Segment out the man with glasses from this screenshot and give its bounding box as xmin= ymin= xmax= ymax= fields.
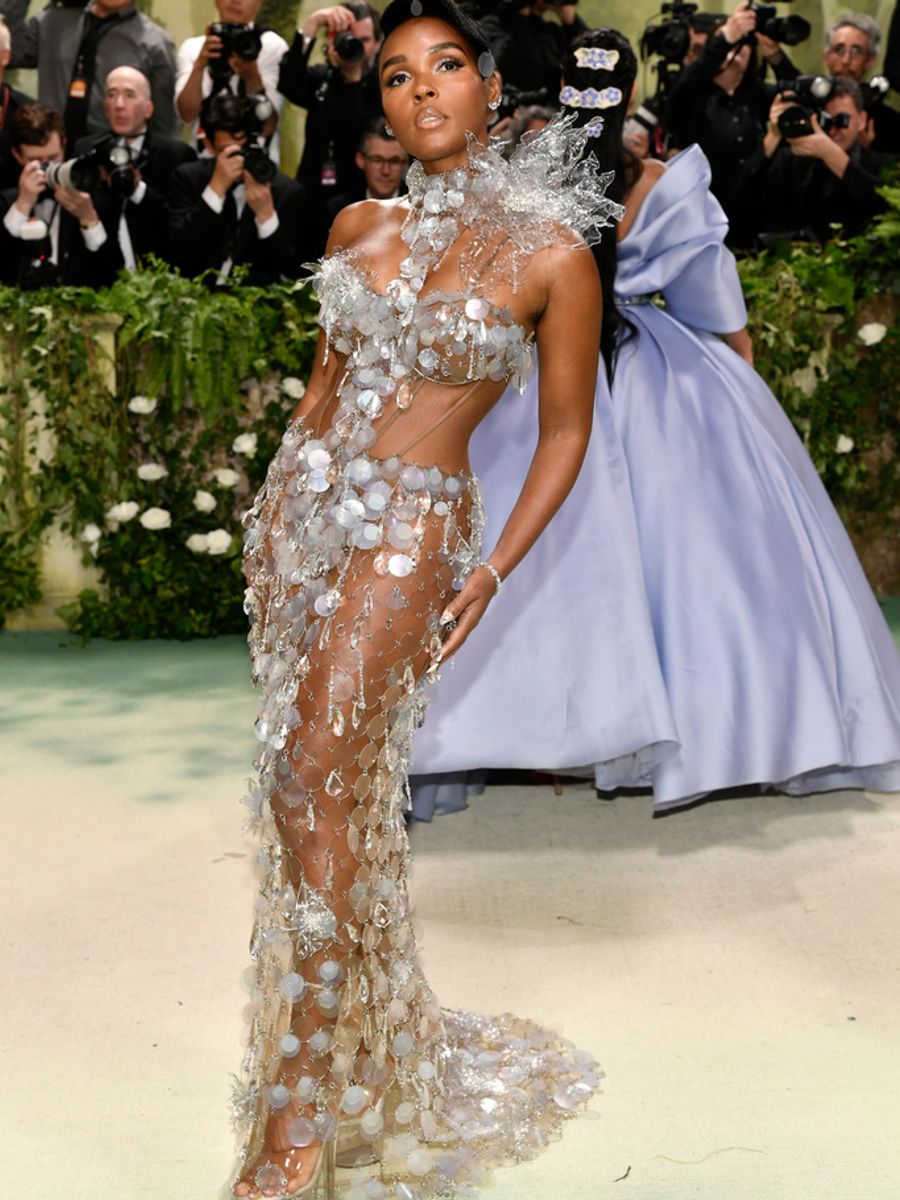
xmin=326 ymin=118 xmax=408 ymax=222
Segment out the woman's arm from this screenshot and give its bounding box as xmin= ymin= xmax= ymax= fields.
xmin=723 ymin=326 xmax=753 ymax=365
xmin=439 ymin=242 xmax=602 ymax=660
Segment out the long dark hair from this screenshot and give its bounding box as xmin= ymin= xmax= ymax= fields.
xmin=561 ymin=28 xmax=641 ymax=380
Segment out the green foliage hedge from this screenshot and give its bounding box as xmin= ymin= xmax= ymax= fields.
xmin=0 ymin=188 xmax=898 ymax=638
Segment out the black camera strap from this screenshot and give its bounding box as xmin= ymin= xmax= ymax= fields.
xmin=64 ymin=7 xmax=137 ymax=144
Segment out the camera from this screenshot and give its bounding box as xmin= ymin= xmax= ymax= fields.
xmin=640 ymin=1 xmax=700 ymax=65
xmin=774 ymin=74 xmax=836 ymax=138
xmin=333 ymin=32 xmax=365 ymax=63
xmin=41 ymin=154 xmax=101 ymax=192
xmin=746 ymin=1 xmax=809 ymax=46
xmin=203 ymin=93 xmax=277 ymax=182
xmin=93 ymin=136 xmax=146 ymax=197
xmin=208 ymin=22 xmax=263 ymax=86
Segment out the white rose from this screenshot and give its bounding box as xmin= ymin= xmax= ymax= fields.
xmin=106 ymin=500 xmax=140 ymax=523
xmin=193 ymin=489 xmax=217 ymax=513
xmin=213 ymin=468 xmax=241 ymax=487
xmin=205 ymin=528 xmax=233 ymax=556
xmin=80 ymin=523 xmax=102 ymax=543
xmin=857 ymin=322 xmax=887 ymax=346
xmin=281 ymin=377 xmax=306 ymax=399
xmin=186 ymin=533 xmax=210 ymax=552
xmin=128 ymin=395 xmax=158 ymax=414
xmin=139 ymin=507 xmax=172 ymax=530
xmin=835 ymin=434 xmax=855 ymax=454
xmin=232 ymin=432 xmax=258 ymax=456
xmin=137 ymin=462 xmax=168 ymax=481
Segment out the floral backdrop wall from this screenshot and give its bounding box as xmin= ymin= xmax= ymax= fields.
xmin=0 ymin=188 xmax=898 ymax=639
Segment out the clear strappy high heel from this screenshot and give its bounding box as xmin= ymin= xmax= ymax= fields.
xmin=235 ymin=1138 xmax=337 ymax=1200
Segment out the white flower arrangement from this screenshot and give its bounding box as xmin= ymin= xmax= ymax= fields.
xmin=106 ymin=500 xmax=140 ymax=523
xmin=137 ymin=462 xmax=168 ymax=481
xmin=193 ymin=489 xmax=217 ymax=513
xmin=835 ymin=434 xmax=855 ymax=454
xmin=232 ymin=432 xmax=258 ymax=457
xmin=206 ymin=528 xmax=233 ymax=555
xmin=128 ymin=395 xmax=158 ymax=414
xmin=186 ymin=533 xmax=210 ymax=552
xmin=281 ymin=376 xmax=306 ymax=400
xmin=857 ymin=323 xmax=887 ymax=346
xmin=213 ymin=468 xmax=241 ymax=487
xmin=139 ymin=507 xmax=172 ymax=530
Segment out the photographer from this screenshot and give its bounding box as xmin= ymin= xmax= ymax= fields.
xmin=10 ymin=1 xmax=178 ymax=143
xmin=277 ymin=3 xmax=382 ymax=256
xmin=168 ymin=91 xmax=307 ymax=287
xmin=325 ymin=117 xmax=408 ymax=220
xmin=1 ymin=14 xmax=35 ymax=190
xmin=476 ymin=1 xmax=586 ymax=103
xmin=742 ymin=76 xmax=888 ymax=244
xmin=175 ymin=0 xmax=287 ymax=162
xmin=0 ymin=101 xmax=118 ymax=287
xmin=74 ymin=66 xmax=196 ymax=270
xmin=0 ymin=1 xmax=27 ymax=60
xmin=667 ymin=1 xmax=797 ymax=227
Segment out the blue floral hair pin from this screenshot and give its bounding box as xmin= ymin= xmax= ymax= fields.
xmin=573 ymin=47 xmax=620 ymax=71
xmin=584 ymin=115 xmax=605 ymax=137
xmin=559 ymin=85 xmax=623 ymax=110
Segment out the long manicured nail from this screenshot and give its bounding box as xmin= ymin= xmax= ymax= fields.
xmin=440 ymin=610 xmax=454 ymax=625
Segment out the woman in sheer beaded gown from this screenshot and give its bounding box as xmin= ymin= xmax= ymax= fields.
xmin=229 ymin=2 xmax=620 ymax=1197
xmin=410 ymin=27 xmax=900 ymax=819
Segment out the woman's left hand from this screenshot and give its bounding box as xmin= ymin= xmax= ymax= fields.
xmin=436 ymin=567 xmax=499 ymax=663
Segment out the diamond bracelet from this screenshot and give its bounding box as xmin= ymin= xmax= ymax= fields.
xmin=476 ymin=560 xmax=503 ymax=595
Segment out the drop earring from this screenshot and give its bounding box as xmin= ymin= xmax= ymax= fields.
xmin=488 ymin=98 xmax=501 ymax=111
xmin=384 ymin=123 xmax=394 ymax=136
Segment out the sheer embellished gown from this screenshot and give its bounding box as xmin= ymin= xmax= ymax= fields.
xmin=410 ymin=144 xmax=900 ymax=817
xmin=229 ymin=123 xmax=617 ymax=1198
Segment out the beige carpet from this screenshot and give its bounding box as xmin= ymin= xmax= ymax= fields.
xmin=1 ymin=633 xmax=898 ymax=1200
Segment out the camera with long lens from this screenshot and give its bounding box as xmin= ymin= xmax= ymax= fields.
xmin=208 ymin=21 xmax=263 ymax=87
xmin=745 ymin=0 xmax=809 ymax=46
xmin=640 ymin=1 xmax=700 ymax=65
xmin=774 ymin=74 xmax=836 ymax=138
xmin=496 ymin=83 xmax=549 ymax=121
xmin=41 ymin=154 xmax=101 ymax=193
xmin=92 ymin=136 xmax=146 ymax=197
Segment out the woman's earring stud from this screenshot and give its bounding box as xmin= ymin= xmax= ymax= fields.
xmin=384 ymin=124 xmax=394 ymax=137
xmin=488 ymin=98 xmax=501 ymax=111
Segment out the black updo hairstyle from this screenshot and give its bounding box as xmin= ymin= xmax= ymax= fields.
xmin=378 ymin=0 xmax=495 ymax=77
xmin=561 ymin=28 xmax=641 ymax=381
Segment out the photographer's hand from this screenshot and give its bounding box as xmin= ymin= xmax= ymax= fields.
xmin=244 ymin=174 xmax=275 ymax=225
xmin=764 ymin=94 xmax=793 ymax=156
xmin=787 ymin=113 xmax=849 ymax=177
xmin=177 ymin=26 xmax=225 ymax=124
xmin=15 ymin=160 xmax=47 ymax=214
xmin=55 ymin=187 xmax=100 ymax=228
xmin=756 ymin=33 xmax=784 ymax=64
xmin=302 ymin=5 xmax=356 ymax=39
xmin=722 ymin=2 xmax=756 ymax=45
xmin=210 ymin=144 xmax=246 ymax=197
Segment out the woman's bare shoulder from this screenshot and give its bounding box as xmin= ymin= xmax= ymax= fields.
xmin=327 ymin=198 xmax=406 ymax=254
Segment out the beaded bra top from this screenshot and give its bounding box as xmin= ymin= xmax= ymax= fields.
xmin=307 ymin=115 xmax=623 ymax=442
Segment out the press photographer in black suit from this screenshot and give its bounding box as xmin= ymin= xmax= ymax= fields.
xmin=741 ymin=76 xmax=889 ymax=245
xmin=277 ymin=3 xmax=383 ymax=256
xmin=74 ymin=65 xmax=196 ymax=269
xmin=168 ymin=90 xmax=307 ymax=286
xmin=0 ymin=101 xmax=119 ymax=287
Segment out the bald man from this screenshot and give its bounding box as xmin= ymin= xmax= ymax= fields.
xmin=74 ymin=65 xmax=195 ymax=269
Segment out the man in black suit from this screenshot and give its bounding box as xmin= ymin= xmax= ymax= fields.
xmin=168 ymin=90 xmax=307 ymax=285
xmin=0 ymin=101 xmax=119 ymax=287
xmin=325 ymin=118 xmax=408 ymax=223
xmin=0 ymin=13 xmax=35 ymax=190
xmin=74 ymin=65 xmax=195 ymax=269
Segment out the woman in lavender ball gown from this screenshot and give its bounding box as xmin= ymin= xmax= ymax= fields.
xmin=410 ymin=27 xmax=900 ymax=818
